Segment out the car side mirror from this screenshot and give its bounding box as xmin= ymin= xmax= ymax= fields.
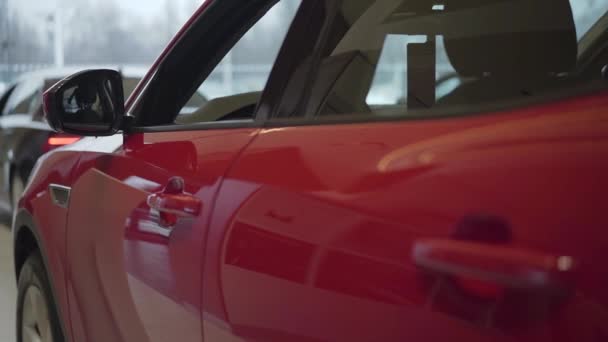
xmin=43 ymin=69 xmax=125 ymax=136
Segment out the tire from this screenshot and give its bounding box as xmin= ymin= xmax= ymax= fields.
xmin=16 ymin=252 xmax=65 ymax=342
xmin=11 ymin=173 xmax=25 ymax=212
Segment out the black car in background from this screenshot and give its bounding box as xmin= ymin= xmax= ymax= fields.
xmin=0 ymin=67 xmax=145 ymax=216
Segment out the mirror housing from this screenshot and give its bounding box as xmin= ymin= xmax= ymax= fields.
xmin=43 ymin=69 xmax=125 ymax=136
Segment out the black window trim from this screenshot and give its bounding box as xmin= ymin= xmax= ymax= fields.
xmin=128 ymin=0 xmax=298 ymax=130
xmin=128 ymin=119 xmax=262 ymax=133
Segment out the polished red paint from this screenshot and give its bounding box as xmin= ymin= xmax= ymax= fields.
xmin=202 ymin=92 xmax=608 ymax=341
xmin=15 ymin=1 xmax=608 ymax=341
xmin=18 ymin=138 xmax=96 ymax=342
xmin=17 ymin=2 xmax=216 ymax=341
xmin=19 ymin=90 xmax=608 ymax=341
xmin=454 ymin=277 xmax=506 ymax=300
xmin=62 ymin=129 xmax=257 ymax=341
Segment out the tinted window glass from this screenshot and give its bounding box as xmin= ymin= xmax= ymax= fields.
xmin=3 ymin=78 xmax=42 ymax=115
xmin=122 ymin=77 xmax=143 ymax=100
xmin=0 ymin=85 xmax=16 ymax=115
xmin=279 ymin=0 xmax=608 ymax=121
xmin=175 ymin=0 xmax=302 ymax=124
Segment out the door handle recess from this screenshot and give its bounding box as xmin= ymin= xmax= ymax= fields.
xmin=413 ymin=239 xmax=576 ymax=293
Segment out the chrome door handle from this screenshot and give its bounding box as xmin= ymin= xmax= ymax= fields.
xmin=146 ymin=177 xmax=202 ymax=228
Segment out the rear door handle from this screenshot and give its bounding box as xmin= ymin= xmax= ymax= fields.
xmin=147 ymin=177 xmax=202 ymax=226
xmin=413 ymin=239 xmax=576 ymax=293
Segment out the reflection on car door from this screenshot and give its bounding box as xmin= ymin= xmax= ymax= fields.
xmin=201 ymin=1 xmax=608 ymax=340
xmin=206 ymin=93 xmax=608 ymax=341
xmin=64 ymin=130 xmax=257 ymax=341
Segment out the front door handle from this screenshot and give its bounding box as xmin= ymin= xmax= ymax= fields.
xmin=147 ymin=177 xmax=202 ymax=226
xmin=413 ymin=239 xmax=576 ymax=293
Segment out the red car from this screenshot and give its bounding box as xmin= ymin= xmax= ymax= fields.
xmin=12 ymin=0 xmax=608 ymax=341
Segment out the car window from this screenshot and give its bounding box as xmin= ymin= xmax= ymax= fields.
xmin=3 ymin=77 xmax=43 ymax=115
xmin=366 ymin=35 xmax=458 ymax=106
xmin=272 ymin=0 xmax=608 ymax=121
xmin=0 ymin=85 xmax=16 ymax=116
xmin=571 ymin=1 xmax=608 ymax=39
xmin=174 ymin=0 xmax=302 ymax=125
xmin=122 ymin=76 xmax=146 ymax=100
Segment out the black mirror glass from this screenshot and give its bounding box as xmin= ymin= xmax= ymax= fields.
xmin=59 ymin=76 xmax=118 ymax=131
xmin=44 ymin=69 xmax=125 ymax=136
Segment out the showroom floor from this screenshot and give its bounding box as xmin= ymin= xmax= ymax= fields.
xmin=0 ymin=224 xmax=16 ymax=341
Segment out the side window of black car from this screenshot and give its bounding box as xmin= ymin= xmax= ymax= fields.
xmin=0 ymin=85 xmax=17 ymax=116
xmin=4 ymin=78 xmax=43 ymax=115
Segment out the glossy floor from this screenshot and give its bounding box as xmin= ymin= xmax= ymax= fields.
xmin=0 ymin=224 xmax=16 ymax=341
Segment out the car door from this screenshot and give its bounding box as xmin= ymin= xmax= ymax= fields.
xmin=204 ymin=0 xmax=608 ymax=341
xmin=62 ymin=0 xmax=302 ymax=341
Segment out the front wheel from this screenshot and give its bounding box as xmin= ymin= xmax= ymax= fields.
xmin=16 ymin=252 xmax=65 ymax=342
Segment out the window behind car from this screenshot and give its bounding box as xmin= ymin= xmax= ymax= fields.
xmin=174 ymin=0 xmax=302 ymax=124
xmin=271 ymin=0 xmax=608 ymax=122
xmin=2 ymin=77 xmax=42 ymax=116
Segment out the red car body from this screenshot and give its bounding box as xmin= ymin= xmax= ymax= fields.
xmin=12 ymin=0 xmax=608 ymax=341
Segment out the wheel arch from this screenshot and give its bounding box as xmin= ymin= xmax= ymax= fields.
xmin=13 ymin=208 xmax=70 ymax=341
xmin=13 ymin=210 xmax=43 ymax=279
xmin=11 ymin=157 xmax=36 ymax=184
xmin=13 ymin=222 xmax=38 ymax=281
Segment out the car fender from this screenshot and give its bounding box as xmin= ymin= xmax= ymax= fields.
xmin=13 ymin=208 xmax=70 ymax=341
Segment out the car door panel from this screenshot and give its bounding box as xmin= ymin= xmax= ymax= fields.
xmin=16 ymin=139 xmax=91 ymax=342
xmin=65 ymin=129 xmax=258 ymax=342
xmin=204 ymin=92 xmax=608 ymax=341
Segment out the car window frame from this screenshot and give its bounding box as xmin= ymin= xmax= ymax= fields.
xmin=126 ymin=0 xmax=308 ymax=133
xmin=0 ymin=84 xmax=17 ymax=116
xmin=262 ymin=0 xmax=608 ymax=127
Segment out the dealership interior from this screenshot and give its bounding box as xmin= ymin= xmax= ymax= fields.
xmin=2 ymin=0 xmax=608 ymax=341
